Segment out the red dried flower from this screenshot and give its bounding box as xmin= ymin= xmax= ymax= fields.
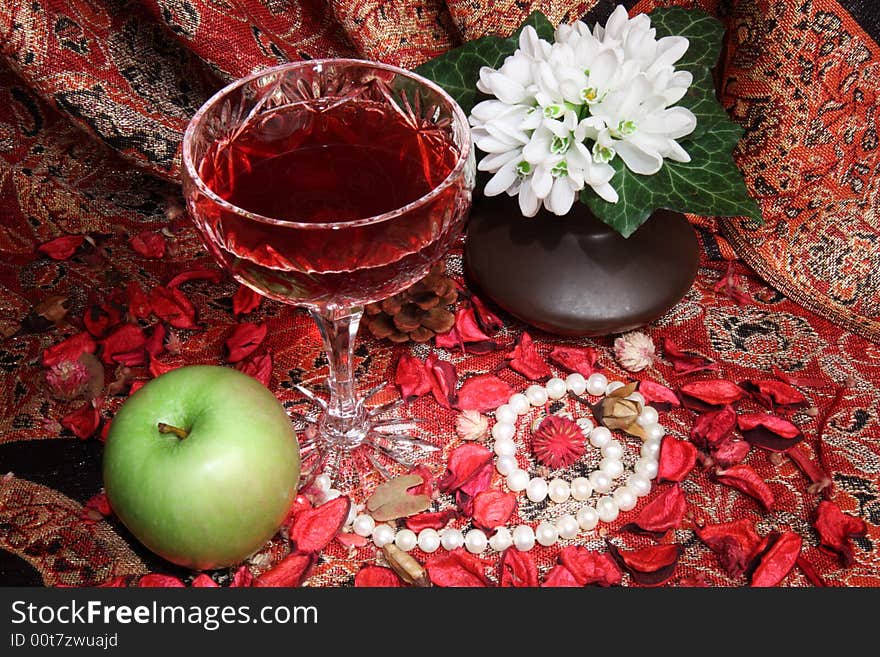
xmin=149 ymin=285 xmax=198 ymax=329
xmin=43 ymin=332 xmax=97 ymax=367
xmin=80 ymin=491 xmax=112 ymax=524
xmin=472 ymin=490 xmax=516 ymax=532
xmin=138 ymin=574 xmax=185 ymax=587
xmin=691 ymin=405 xmax=737 ymax=449
xmin=99 ymin=323 xmax=147 ymax=367
xmin=236 ymin=352 xmax=273 ymax=386
xmin=751 ymin=532 xmax=802 ymax=587
xmin=714 ymin=464 xmax=775 ymax=511
xmin=623 ymin=484 xmax=686 ymax=537
xmin=738 ymin=413 xmax=804 ymax=451
xmin=541 ymin=565 xmax=581 ymax=587
xmin=697 ymin=518 xmax=763 ymax=578
xmin=288 ymin=496 xmax=351 ymax=553
xmin=558 ymin=546 xmax=622 ymax=586
xmin=531 ymin=415 xmax=586 ymax=469
xmin=426 ymin=549 xmax=490 ymax=587
xmin=679 ymin=380 xmax=745 ymax=408
xmin=395 ymin=353 xmax=432 ymax=402
xmin=813 ymin=500 xmax=867 ymax=567
xmin=656 ymin=437 xmax=696 ymax=483
xmin=499 ymin=549 xmax=538 ymax=587
xmin=607 ymin=541 xmax=682 ymax=587
xmin=232 ymin=285 xmax=262 ymax=317
xmin=741 ymin=379 xmax=807 ymax=410
xmin=638 ymin=380 xmax=681 ymax=409
xmin=456 ymin=374 xmax=514 ymax=412
xmin=61 ymin=401 xmax=101 ymax=440
xmin=46 ymin=359 xmax=91 ymax=401
xmin=425 ymin=354 xmax=458 ymax=408
xmin=38 ymin=234 xmax=85 ymax=260
xmin=254 ymin=553 xmax=317 ymax=587
xmin=225 ymin=322 xmax=267 ymax=363
xmin=166 ymin=267 xmax=222 ymax=288
xmin=662 ymin=338 xmax=718 ymax=375
xmin=130 ymin=230 xmax=166 ymax=259
xmin=355 ymin=566 xmax=402 ymax=587
xmin=405 ymin=509 xmax=457 ymax=533
xmin=507 ymin=331 xmax=551 ymax=380
xmin=126 ymin=281 xmax=151 ymax=320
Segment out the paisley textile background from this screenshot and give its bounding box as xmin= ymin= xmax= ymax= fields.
xmin=0 ymin=0 xmax=878 ymax=586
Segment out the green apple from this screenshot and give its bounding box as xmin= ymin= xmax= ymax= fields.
xmin=103 ymin=365 xmax=300 ymax=570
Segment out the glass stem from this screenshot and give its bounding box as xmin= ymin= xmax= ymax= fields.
xmin=310 ymin=305 xmax=367 ymax=448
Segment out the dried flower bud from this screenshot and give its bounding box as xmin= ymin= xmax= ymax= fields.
xmin=614 ymin=331 xmax=656 ymax=372
xmin=455 ymin=410 xmax=489 ymax=441
xmin=45 ymin=359 xmax=90 ymax=401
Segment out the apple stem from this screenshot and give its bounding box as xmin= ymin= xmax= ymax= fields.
xmin=157 ymin=422 xmax=189 ymax=440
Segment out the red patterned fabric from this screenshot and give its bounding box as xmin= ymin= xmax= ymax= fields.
xmin=0 ymin=0 xmax=878 ymax=586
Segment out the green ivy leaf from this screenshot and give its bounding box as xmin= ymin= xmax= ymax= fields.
xmin=650 ymin=7 xmax=725 ymax=70
xmin=414 ymin=11 xmax=554 ymax=114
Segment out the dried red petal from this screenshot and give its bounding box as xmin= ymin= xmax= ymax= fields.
xmin=130 ymin=230 xmax=166 ymax=258
xmin=426 ymin=549 xmax=490 ymax=587
xmin=741 ymin=379 xmax=807 ymax=409
xmin=98 ymin=576 xmax=128 ymax=588
xmin=38 ymin=234 xmax=85 ymax=260
xmin=191 ymin=574 xmax=219 ymax=587
xmin=99 ymin=323 xmax=146 ymax=366
xmin=83 ymin=301 xmax=122 ymax=338
xmin=712 ymin=439 xmax=751 ymax=468
xmin=225 ymin=322 xmax=267 ymax=363
xmin=405 ymin=509 xmax=457 ymax=533
xmin=499 ymin=549 xmax=538 ymax=587
xmin=507 ymin=331 xmax=551 ymax=380
xmin=656 ymin=437 xmax=696 ymax=483
xmin=43 ymin=332 xmax=97 ymax=367
xmin=80 ymin=491 xmax=112 ymax=524
xmin=288 ymin=496 xmax=351 ymax=553
xmin=697 ymin=518 xmax=764 ymax=578
xmin=472 ymin=490 xmax=516 ymax=532
xmin=126 ymin=281 xmax=152 ymax=320
xmin=662 ymin=338 xmax=718 ymax=375
xmin=680 ymin=380 xmax=745 ymax=408
xmin=355 ymin=566 xmax=402 ymax=587
xmin=149 ymin=358 xmax=177 ymax=378
xmin=548 ymin=346 xmax=600 ymax=377
xmin=470 ymin=295 xmax=503 ymax=333
xmin=236 ymin=352 xmax=273 ymax=386
xmin=149 ymin=285 xmax=198 ymax=329
xmin=230 ymin=565 xmax=253 ymax=587
xmin=336 ymin=533 xmax=368 ymax=548
xmin=254 ymin=553 xmax=317 ymax=587
xmin=405 ymin=465 xmax=436 ymax=499
xmin=541 ymin=565 xmax=581 ymax=587
xmin=440 ymin=445 xmax=493 ymax=493
xmin=456 ymin=458 xmax=494 ymax=516
xmin=738 ymin=413 xmax=804 ymax=451
xmin=167 ymin=268 xmax=222 ymax=289
xmin=787 ymin=445 xmax=832 ymax=495
xmin=138 ymin=574 xmax=185 ymax=587
xmin=770 ymin=366 xmax=828 ymax=388
xmin=425 ymin=354 xmax=458 ymax=408
xmin=751 ymin=532 xmax=802 ymax=587
xmin=714 ymin=261 xmax=751 ymax=304
xmin=623 ymin=484 xmax=686 ymax=537
xmin=61 ymin=402 xmax=101 ymax=440
xmin=607 ymin=541 xmax=682 ymax=587
xmin=452 ymin=306 xmax=497 ymax=353
xmin=797 ymin=555 xmax=828 ymax=587
xmin=638 ymin=380 xmax=681 ymax=409
xmin=128 ymin=380 xmax=146 ymax=396
xmin=714 ymin=464 xmax=775 ymax=511
xmin=145 ymin=323 xmax=166 ymax=359
xmin=531 ymin=415 xmax=586 ymax=469
xmin=395 ymin=353 xmax=430 ymax=402
xmin=456 ymin=374 xmax=514 ymax=412
xmin=233 ymin=285 xmax=262 ymax=317
xmin=813 ymin=500 xmax=867 ymax=567
xmin=690 ymin=405 xmax=737 ymax=449
xmin=558 ymin=546 xmax=622 ymax=587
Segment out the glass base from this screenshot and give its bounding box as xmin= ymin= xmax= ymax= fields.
xmin=290 ymin=381 xmax=438 ymax=492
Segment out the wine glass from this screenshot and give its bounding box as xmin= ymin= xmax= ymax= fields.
xmin=181 ymin=59 xmax=475 ymax=488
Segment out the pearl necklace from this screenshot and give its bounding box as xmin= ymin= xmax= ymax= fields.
xmin=354 ymin=372 xmax=665 ymax=555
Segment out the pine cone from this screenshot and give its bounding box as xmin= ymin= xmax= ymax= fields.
xmin=363 ymin=264 xmax=457 ymax=343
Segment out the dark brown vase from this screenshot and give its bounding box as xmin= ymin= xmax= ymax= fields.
xmin=463 ymin=194 xmax=700 ymax=336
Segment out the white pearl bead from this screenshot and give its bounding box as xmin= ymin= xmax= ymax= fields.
xmin=496 ymin=455 xmax=518 ymax=476
xmin=323 ymin=489 xmax=342 ymax=501
xmin=512 ymin=525 xmax=535 ymax=551
xmin=352 ymin=514 xmax=375 ymax=537
xmin=525 ymin=384 xmax=548 ymax=406
xmin=526 ymin=477 xmax=549 ymax=503
xmin=395 ymin=528 xmax=417 ymax=552
xmin=640 ymin=439 xmax=661 ymax=460
xmin=571 ymin=477 xmax=593 ymax=501
xmin=627 ymin=472 xmax=652 ymax=497
xmin=576 ymin=417 xmax=594 ymax=434
xmin=586 ymin=373 xmax=608 ymax=395
xmin=493 ymin=438 xmax=516 ymax=457
xmin=313 ymin=474 xmax=331 ymax=493
xmin=576 ymin=506 xmax=599 ymax=531
xmin=440 ymin=528 xmax=465 ymax=551
xmin=600 ymin=457 xmax=624 ymax=479
xmin=508 ymin=393 xmax=530 ymax=415
xmin=465 ymin=529 xmax=488 ymax=554
xmin=589 ymin=426 xmax=612 ymax=448
xmin=601 ymin=441 xmax=624 ymax=460
xmin=605 ymin=380 xmax=625 ymax=395
xmin=491 ymin=422 xmax=515 ymax=442
xmin=635 ymin=457 xmax=659 ymax=479
xmin=346 ymin=503 xmax=358 ymax=526
xmin=506 ymin=469 xmax=530 ymax=492
xmin=646 ymin=424 xmax=666 ymax=441
xmin=372 ymin=524 xmax=395 ymax=547
xmin=556 ymin=514 xmax=580 ymax=540
xmin=596 ymin=496 xmax=619 ymax=522
xmin=417 ymin=528 xmax=441 ymax=553
xmin=495 ymin=404 xmax=517 ymax=424
xmin=626 ymin=391 xmax=645 ymax=406
xmin=638 ymin=406 xmax=659 ymax=426
xmin=613 ymin=486 xmax=638 ymax=512
xmin=548 ymin=478 xmax=570 ymax=503
xmin=545 ymin=377 xmax=567 ymax=400
xmin=489 ymin=526 xmax=513 ymax=552
xmin=565 ymin=373 xmax=587 ymax=395
xmin=536 ymin=521 xmax=558 ymax=547
xmin=589 ymin=470 xmax=613 ymax=493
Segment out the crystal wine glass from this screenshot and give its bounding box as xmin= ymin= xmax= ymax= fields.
xmin=181 ymin=59 xmax=475 ymax=488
